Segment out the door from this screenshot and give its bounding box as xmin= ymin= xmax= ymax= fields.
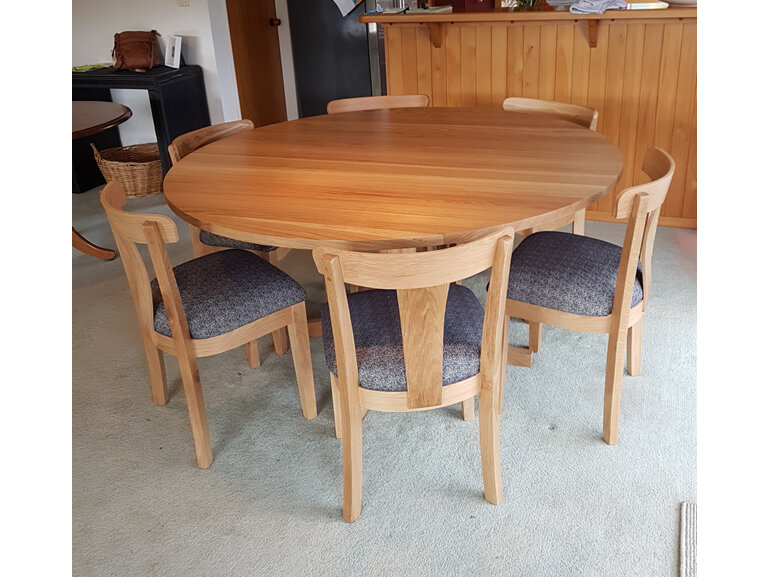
xmin=226 ymin=0 xmax=287 ymax=127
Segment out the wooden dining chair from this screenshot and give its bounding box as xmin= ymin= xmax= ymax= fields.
xmin=313 ymin=227 xmax=514 ymax=522
xmin=502 ymin=96 xmax=599 ymax=237
xmin=326 ymin=94 xmax=430 ymax=114
xmin=168 ymin=119 xmax=292 ymax=355
xmin=101 ymin=181 xmax=317 ymax=469
xmin=168 ymin=119 xmax=288 ymax=261
xmin=500 ymin=147 xmax=675 ymax=445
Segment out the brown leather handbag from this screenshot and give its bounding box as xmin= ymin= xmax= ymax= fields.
xmin=112 ymin=30 xmax=162 ymax=72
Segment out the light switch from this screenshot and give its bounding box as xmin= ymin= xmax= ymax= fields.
xmin=177 ymin=0 xmax=189 ymax=6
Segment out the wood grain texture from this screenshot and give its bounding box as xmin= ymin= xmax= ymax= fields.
xmin=504 ymin=147 xmax=674 ymax=445
xmin=378 ymin=15 xmax=696 ymax=228
xmin=225 ymin=0 xmax=286 ymax=127
xmin=100 ymin=181 xmax=317 ymax=469
xmin=164 ymin=108 xmax=622 ymax=250
xmin=72 ymin=101 xmax=132 ymax=140
xmin=312 ymin=228 xmax=514 ymax=520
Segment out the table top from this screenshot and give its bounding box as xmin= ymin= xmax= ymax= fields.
xmin=163 ymin=107 xmax=623 ymax=250
xmin=72 ymin=101 xmax=132 ymax=140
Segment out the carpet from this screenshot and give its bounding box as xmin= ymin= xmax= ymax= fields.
xmin=72 ymin=189 xmax=697 ymax=577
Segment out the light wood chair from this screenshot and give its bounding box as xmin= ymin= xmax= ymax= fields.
xmin=168 ymin=119 xmax=291 ymax=355
xmin=313 ymin=227 xmax=514 ymax=522
xmin=502 ymin=96 xmax=599 ymax=237
xmin=326 ymin=94 xmax=430 ymax=115
xmin=501 ymin=148 xmax=675 ymax=445
xmin=101 ymin=181 xmax=317 ymax=469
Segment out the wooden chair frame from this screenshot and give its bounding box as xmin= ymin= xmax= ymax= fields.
xmin=501 ymin=148 xmax=675 ymax=445
xmin=168 ymin=119 xmax=291 ymax=355
xmin=313 ymin=227 xmax=514 ymax=522
xmin=101 ymin=181 xmax=317 ymax=469
xmin=502 ymin=96 xmax=599 ymax=237
xmin=326 ymin=94 xmax=430 ymax=115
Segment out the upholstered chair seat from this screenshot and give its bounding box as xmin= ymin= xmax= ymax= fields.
xmin=151 ymin=249 xmax=305 ymax=339
xmin=199 ymin=230 xmax=277 ymax=253
xmin=320 ymin=284 xmax=484 ymax=392
xmin=507 ymin=231 xmax=643 ymax=318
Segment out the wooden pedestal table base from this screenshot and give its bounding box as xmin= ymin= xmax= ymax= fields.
xmin=72 ymin=101 xmax=133 ymax=261
xmin=72 ymin=227 xmax=116 ymax=260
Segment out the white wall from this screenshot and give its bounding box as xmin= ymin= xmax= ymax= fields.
xmin=72 ymin=0 xmax=225 ymax=145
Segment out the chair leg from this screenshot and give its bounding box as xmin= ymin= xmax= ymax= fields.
xmin=177 ymin=355 xmax=213 ymax=469
xmin=528 ymin=321 xmax=542 ymax=353
xmin=627 ymin=318 xmax=643 ymax=376
xmin=499 ymin=315 xmax=510 ymax=415
xmin=341 ymin=392 xmax=364 ymax=523
xmin=603 ymin=328 xmax=628 ymax=446
xmin=272 ymin=328 xmax=290 ymax=355
xmin=287 ymin=302 xmax=317 ymax=419
xmin=189 ymin=224 xmax=207 ymax=258
xmin=330 ymin=373 xmax=342 ymax=439
xmin=245 ymin=340 xmax=261 ymax=368
xmin=461 ymin=397 xmax=475 ymax=421
xmin=143 ymin=337 xmax=168 ymax=406
xmin=479 ymin=382 xmax=503 ymax=505
xmin=572 ymin=209 xmax=586 ymax=235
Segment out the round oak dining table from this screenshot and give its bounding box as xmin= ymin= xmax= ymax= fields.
xmin=73 ymin=101 xmax=133 ymax=260
xmin=163 ymin=107 xmax=623 ymax=251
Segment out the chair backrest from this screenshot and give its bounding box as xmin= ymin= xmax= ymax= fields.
xmin=168 ymin=119 xmax=255 ymax=165
xmin=612 ymin=147 xmax=675 ymax=313
xmin=100 ymin=181 xmax=182 ymax=336
xmin=326 ymin=94 xmax=430 ymax=115
xmin=313 ymin=228 xmax=514 ymax=410
xmin=502 ymin=97 xmax=598 ymax=131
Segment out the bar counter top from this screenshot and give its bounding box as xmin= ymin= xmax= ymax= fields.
xmin=360 ymin=6 xmax=696 ymax=24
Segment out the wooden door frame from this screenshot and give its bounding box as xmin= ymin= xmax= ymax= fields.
xmin=207 ymin=0 xmax=299 ymax=122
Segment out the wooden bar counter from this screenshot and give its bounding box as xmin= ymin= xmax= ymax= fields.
xmin=361 ymin=6 xmax=697 ymax=228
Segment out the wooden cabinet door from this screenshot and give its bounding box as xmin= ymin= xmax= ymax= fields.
xmin=226 ymin=0 xmax=287 ymax=127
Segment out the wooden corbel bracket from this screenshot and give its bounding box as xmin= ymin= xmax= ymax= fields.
xmin=426 ymin=22 xmax=443 ymax=48
xmin=586 ymin=19 xmax=599 ymax=48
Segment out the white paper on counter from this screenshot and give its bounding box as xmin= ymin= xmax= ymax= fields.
xmin=332 ymin=0 xmax=364 ymax=17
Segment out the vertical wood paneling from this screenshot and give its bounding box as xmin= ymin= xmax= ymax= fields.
xmin=401 ymin=26 xmax=419 ymax=95
xmin=674 ymin=22 xmax=697 ymax=219
xmin=656 ymin=23 xmax=684 ymax=217
xmin=615 ymin=23 xmax=645 ymax=203
xmin=416 ymin=27 xmax=433 ymax=99
xmin=571 ymin=23 xmax=590 ymax=106
xmin=386 ymin=26 xmax=403 ymax=95
xmin=383 ymin=18 xmax=697 ymax=228
xmin=446 ymin=25 xmax=463 ymax=106
xmin=594 ymin=23 xmax=627 ymax=213
xmin=682 ymin=89 xmax=697 ymax=219
xmin=554 ymin=24 xmax=574 ymax=105
xmin=523 ymin=25 xmax=540 ymax=97
xmin=539 ymin=24 xmax=557 ymax=101
xmin=431 ymin=26 xmax=447 ymax=107
xmin=461 ymin=26 xmax=478 ymax=106
xmin=586 ymin=22 xmax=609 ymax=134
xmin=476 ymin=25 xmax=493 ymax=108
xmin=507 ymin=24 xmax=524 ymax=97
xmin=491 ymin=25 xmax=508 ymax=106
xmin=633 ymin=24 xmax=664 ymax=197
xmin=578 ymin=22 xmax=610 ymax=211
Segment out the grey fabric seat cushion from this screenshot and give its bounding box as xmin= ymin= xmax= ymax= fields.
xmin=507 ymin=231 xmax=643 ymax=317
xmin=199 ymin=229 xmax=277 ymax=253
xmin=151 ymin=249 xmax=305 ymax=340
xmin=321 ymin=284 xmax=484 ymax=392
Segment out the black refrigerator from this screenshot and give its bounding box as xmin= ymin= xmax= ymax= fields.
xmin=287 ymin=0 xmax=393 ymax=118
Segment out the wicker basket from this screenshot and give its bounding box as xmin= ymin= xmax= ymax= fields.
xmin=91 ymin=142 xmax=163 ymax=198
